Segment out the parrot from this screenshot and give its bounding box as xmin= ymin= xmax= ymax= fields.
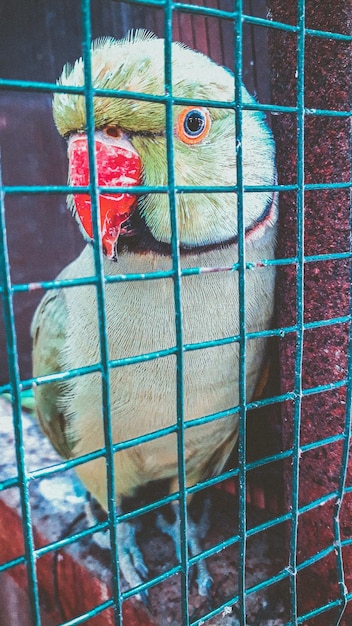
xmin=31 ymin=30 xmax=277 ymax=602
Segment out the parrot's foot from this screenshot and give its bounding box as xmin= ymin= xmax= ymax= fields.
xmin=85 ymin=495 xmax=149 ymax=604
xmin=157 ymin=499 xmax=213 ymax=598
xmin=117 ymin=518 xmax=149 ymax=598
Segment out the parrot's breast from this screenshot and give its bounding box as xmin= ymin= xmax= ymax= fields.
xmin=56 ymin=237 xmax=276 ymax=506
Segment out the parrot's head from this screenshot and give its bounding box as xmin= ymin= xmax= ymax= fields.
xmin=53 ymin=30 xmax=276 ymax=260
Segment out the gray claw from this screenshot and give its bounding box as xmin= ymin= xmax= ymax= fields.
xmin=84 ymin=497 xmax=149 ymax=598
xmin=197 ymin=572 xmax=213 ymax=598
xmin=140 ymin=589 xmax=151 ymax=611
xmin=118 ymin=520 xmax=149 ymax=594
xmin=135 ymin=559 xmax=149 ymax=580
xmin=158 ymin=502 xmax=213 ymax=597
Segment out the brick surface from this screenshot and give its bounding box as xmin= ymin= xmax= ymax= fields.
xmin=0 ymin=398 xmax=289 ymax=624
xmin=0 ymin=398 xmax=154 ymax=626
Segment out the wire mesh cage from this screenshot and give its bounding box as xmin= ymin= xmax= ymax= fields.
xmin=0 ymin=0 xmax=351 ymax=625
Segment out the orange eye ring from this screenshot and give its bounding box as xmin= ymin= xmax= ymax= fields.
xmin=176 ymin=107 xmax=211 ymax=145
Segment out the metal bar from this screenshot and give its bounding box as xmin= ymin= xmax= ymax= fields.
xmin=0 ymin=1 xmax=350 ymax=623
xmin=58 ymin=599 xmax=115 ymax=626
xmin=293 ymin=597 xmax=349 ymax=624
xmin=288 ymin=1 xmax=306 ymax=622
xmin=80 ymin=1 xmax=122 ymax=622
xmin=164 ymin=1 xmax=190 ymax=621
xmin=0 ymin=555 xmax=27 ymax=574
xmin=233 ymin=2 xmax=248 ymax=624
xmin=332 ymin=76 xmax=352 ymax=626
xmin=6 ymin=255 xmax=352 ymax=295
xmin=2 ymin=178 xmax=351 ymax=196
xmin=0 ymin=163 xmax=41 ymax=622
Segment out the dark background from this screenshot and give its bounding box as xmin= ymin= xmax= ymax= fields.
xmin=0 ymin=0 xmax=270 ymax=384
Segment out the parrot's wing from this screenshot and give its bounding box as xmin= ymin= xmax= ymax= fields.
xmin=31 ymin=290 xmax=74 ymax=459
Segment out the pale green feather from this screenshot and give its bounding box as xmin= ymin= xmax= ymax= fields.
xmin=53 ymin=31 xmax=276 ymax=247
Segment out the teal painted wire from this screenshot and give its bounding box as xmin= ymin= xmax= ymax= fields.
xmin=233 ymin=2 xmax=248 ymax=624
xmin=190 ymin=567 xmax=293 ymax=625
xmin=4 ymin=250 xmax=352 ymax=297
xmin=2 ymin=179 xmax=351 ymax=199
xmin=0 ymin=555 xmax=27 ymax=574
xmin=291 ymin=591 xmax=352 ymax=625
xmin=288 ymin=1 xmax=306 ymax=622
xmin=164 ymin=1 xmax=190 ymax=621
xmin=3 ymin=74 xmax=352 ymax=120
xmin=80 ymin=0 xmax=123 ymax=622
xmin=0 ymin=162 xmax=41 ymax=623
xmin=58 ymin=599 xmax=115 ymax=626
xmin=0 ymin=2 xmax=350 ymax=622
xmin=332 ymin=76 xmax=352 ymax=626
xmin=119 ymin=0 xmax=352 ymax=44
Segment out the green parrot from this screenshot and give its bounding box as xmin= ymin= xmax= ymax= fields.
xmin=31 ymin=31 xmax=277 ymax=602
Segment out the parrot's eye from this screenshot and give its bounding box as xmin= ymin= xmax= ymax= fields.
xmin=104 ymin=126 xmax=122 ymax=138
xmin=176 ymin=107 xmax=211 ymax=145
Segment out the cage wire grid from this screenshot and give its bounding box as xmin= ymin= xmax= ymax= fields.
xmin=0 ymin=0 xmax=351 ymax=624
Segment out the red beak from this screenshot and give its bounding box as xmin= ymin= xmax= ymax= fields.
xmin=68 ymin=131 xmax=142 ymax=260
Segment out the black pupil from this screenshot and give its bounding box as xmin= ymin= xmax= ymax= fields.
xmin=185 ymin=110 xmax=205 ymax=136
